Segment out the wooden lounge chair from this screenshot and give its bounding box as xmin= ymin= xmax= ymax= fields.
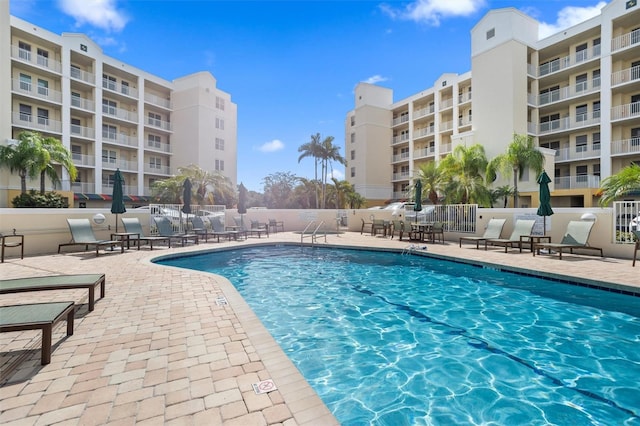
xmin=153 ymin=216 xmax=199 ymax=246
xmin=460 ymin=218 xmax=506 ymax=249
xmin=58 ymin=218 xmax=124 ymax=256
xmin=533 ymin=220 xmax=603 ymax=260
xmin=0 ymin=301 xmax=75 ymax=365
xmin=485 ymin=219 xmax=536 ymax=252
xmin=122 ymin=217 xmax=171 ymax=249
xmin=0 ymin=274 xmax=106 ymax=312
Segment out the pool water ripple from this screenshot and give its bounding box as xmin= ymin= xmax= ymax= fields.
xmin=159 ymin=246 xmax=640 ymax=425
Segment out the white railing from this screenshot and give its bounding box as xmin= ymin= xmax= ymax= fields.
xmin=102 ymin=133 xmax=139 ymax=148
xmin=102 ymin=184 xmax=138 ymax=194
xmin=536 ymin=78 xmax=600 ymax=106
xmin=440 ymin=98 xmax=454 ymax=109
xmin=102 ymin=105 xmax=139 ymax=123
xmin=414 ymin=147 xmax=435 ymax=158
xmin=611 ymin=138 xmax=640 ymax=156
xmin=70 ymin=66 xmax=95 ymax=84
xmin=392 ymin=135 xmax=410 ymax=145
xmin=392 ymin=152 xmax=410 ymax=162
xmin=11 ymin=45 xmax=62 ymax=73
xmin=392 ymin=172 xmax=410 ymax=181
xmin=613 ymin=201 xmax=640 ymax=244
xmin=71 ymin=96 xmax=95 ymax=111
xmin=537 ymin=113 xmax=600 ymax=135
xmin=71 ymin=182 xmax=96 ymax=193
xmin=11 ymin=112 xmax=62 ymax=133
xmin=145 ymin=141 xmax=172 ymax=153
xmin=440 ymin=143 xmax=452 ymax=154
xmin=538 ymin=45 xmax=600 ymax=77
xmin=392 ymin=115 xmax=410 ymax=126
xmin=102 ymin=78 xmax=139 ymax=98
xmin=554 ymin=175 xmax=600 ymax=190
xmin=555 ymin=145 xmax=600 ymax=162
xmin=12 ymin=79 xmax=63 ymax=103
xmin=414 ymin=127 xmax=435 ymax=138
xmin=413 ymin=105 xmax=434 ymax=118
xmin=611 ymin=66 xmax=640 ymax=86
xmin=458 ymin=116 xmax=472 ymax=127
xmin=144 ymin=93 xmax=172 ymax=109
xmin=144 ymin=164 xmax=172 ymax=175
xmin=146 ymin=118 xmax=172 ymax=131
xmin=611 ymin=29 xmax=640 ymax=52
xmin=611 ymin=102 xmax=640 ymax=121
xmin=102 ymin=159 xmax=138 ymax=171
xmin=70 ymin=124 xmax=95 ymax=139
xmin=458 ymin=92 xmax=472 ymax=103
xmin=418 ymin=204 xmax=477 ymax=233
xmin=440 ymin=120 xmax=453 ymax=132
xmin=72 ymin=154 xmax=95 ymax=167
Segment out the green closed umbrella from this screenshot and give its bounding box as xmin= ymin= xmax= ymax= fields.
xmin=238 ymin=182 xmax=248 ymax=227
xmin=413 ymin=179 xmax=422 ymax=223
xmin=536 ymin=171 xmax=554 ymax=235
xmin=110 ymin=169 xmax=126 ymax=232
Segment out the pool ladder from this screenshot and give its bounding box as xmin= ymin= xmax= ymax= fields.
xmin=301 ymin=221 xmax=327 ymax=246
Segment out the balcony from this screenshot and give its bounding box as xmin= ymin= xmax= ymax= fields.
xmin=12 ymin=79 xmax=63 ymax=104
xmin=458 ymin=116 xmax=472 ymax=127
xmin=554 ymin=175 xmax=600 ymax=190
xmin=392 ymin=172 xmax=410 ymax=181
xmin=144 ymin=93 xmax=172 ymax=109
xmin=72 ymin=154 xmax=96 ymax=167
xmin=439 ymin=98 xmax=454 ymax=109
xmin=554 ymin=145 xmax=600 ymax=162
xmin=611 ymin=102 xmax=640 ymax=121
xmin=144 ymin=164 xmax=172 ymax=175
xmin=102 ymin=159 xmax=138 ymax=172
xmin=145 ymin=141 xmax=172 ymax=154
xmin=392 ymin=115 xmax=409 ymax=126
xmin=70 ymin=66 xmax=95 ymax=85
xmin=439 ymin=120 xmax=453 ymax=132
xmin=102 ymin=184 xmax=138 ymax=194
xmin=70 ymin=124 xmax=95 ymax=140
xmin=102 ymin=132 xmax=139 ymax=148
xmin=71 ymin=182 xmax=96 ymax=193
xmin=535 ymin=112 xmax=600 ymax=135
xmin=102 ymin=105 xmax=138 ymax=123
xmin=12 ymin=112 xmax=62 ymax=133
xmin=392 ymin=135 xmax=410 ymax=145
xmin=414 ymin=126 xmax=435 ymax=139
xmin=11 ymin=45 xmax=62 ymax=74
xmin=611 ymin=65 xmax=640 ymax=87
xmin=458 ymin=92 xmax=472 ymax=104
xmin=611 ymin=138 xmax=640 ymax=156
xmin=535 ymin=78 xmax=600 ymax=107
xmin=611 ymin=29 xmax=640 ymax=53
xmin=71 ymin=96 xmax=95 ymax=111
xmin=538 ymin=45 xmax=600 ymax=77
xmin=146 ymin=117 xmax=172 ymax=132
xmin=414 ymin=105 xmax=435 ymax=119
xmin=392 ymin=152 xmax=410 ymax=163
xmin=440 ymin=143 xmax=452 ymax=154
xmin=414 ymin=146 xmax=435 ymax=159
xmin=103 ymin=78 xmax=139 ymax=99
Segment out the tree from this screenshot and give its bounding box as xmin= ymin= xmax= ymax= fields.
xmin=439 ymin=144 xmax=492 ymax=206
xmin=262 ymin=171 xmax=299 ymax=208
xmin=0 ymin=131 xmax=49 ymax=194
xmin=151 ymin=165 xmax=237 ymax=208
xmin=39 ymin=136 xmax=77 ymax=194
xmin=298 ymin=133 xmax=322 ymax=208
xmin=415 ymin=161 xmax=441 ymax=205
xmin=491 ymin=185 xmax=515 ymax=208
xmin=318 ymin=136 xmax=347 ymax=209
xmin=487 ymin=134 xmax=545 ymax=208
xmin=291 ymin=177 xmax=318 ymax=209
xmin=151 ymin=175 xmax=183 ymax=203
xmin=598 ymin=163 xmax=640 ymax=206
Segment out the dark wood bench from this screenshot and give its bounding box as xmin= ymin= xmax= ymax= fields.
xmin=0 ymin=302 xmax=75 ymax=365
xmin=0 ymin=274 xmax=105 ymax=312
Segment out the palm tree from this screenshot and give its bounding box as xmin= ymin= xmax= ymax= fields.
xmin=174 ymin=164 xmax=237 ymax=207
xmin=151 ymin=175 xmax=183 ymax=203
xmin=298 ymin=133 xmax=322 ymax=208
xmin=39 ymin=136 xmax=77 ymax=194
xmin=491 ymin=185 xmax=515 ymax=208
xmin=486 ymin=134 xmax=545 ymax=208
xmin=415 ymin=161 xmax=441 ymax=205
xmin=0 ymin=131 xmax=48 ymax=194
xmin=318 ymin=136 xmax=347 ymax=209
xmin=598 ymin=164 xmax=640 ymax=206
xmin=439 ymin=144 xmax=492 ymax=206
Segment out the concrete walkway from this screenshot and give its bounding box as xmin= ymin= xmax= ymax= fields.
xmin=1 ymin=231 xmax=638 ymax=425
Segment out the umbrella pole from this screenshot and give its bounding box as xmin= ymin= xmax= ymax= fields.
xmin=115 ymin=214 xmax=118 ymax=233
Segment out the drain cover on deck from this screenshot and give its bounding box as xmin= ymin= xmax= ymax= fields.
xmin=252 ymin=379 xmax=277 ymax=394
xmin=215 ymin=296 xmax=228 ymax=306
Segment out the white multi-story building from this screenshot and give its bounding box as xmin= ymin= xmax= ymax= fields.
xmin=0 ymin=1 xmax=237 ymax=207
xmin=346 ymin=0 xmax=639 ymax=208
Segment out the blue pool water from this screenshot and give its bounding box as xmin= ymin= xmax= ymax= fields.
xmin=158 ymin=246 xmax=640 ymax=425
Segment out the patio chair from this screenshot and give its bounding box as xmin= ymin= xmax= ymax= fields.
xmin=459 ymin=218 xmax=506 ymax=249
xmin=190 ymin=216 xmax=214 ymax=243
xmin=211 ymin=216 xmax=242 ymax=241
xmin=633 ymin=230 xmax=640 ymax=267
xmin=0 ymin=274 xmax=106 ymax=312
xmin=233 ymin=217 xmax=266 ymax=238
xmin=361 ymin=218 xmax=373 ymax=235
xmin=371 ymin=219 xmax=387 ymax=236
xmin=1 ymin=232 xmax=24 ymax=262
xmin=425 ymin=221 xmax=445 ymax=244
xmin=121 ymin=217 xmax=171 ymax=249
xmin=250 ymin=220 xmax=270 ymax=238
xmin=390 ymin=220 xmax=405 ymax=240
xmin=153 ymin=216 xmax=199 ymax=246
xmin=269 ymin=219 xmax=285 ymax=233
xmin=58 ymin=218 xmax=124 ymax=256
xmin=533 ymin=220 xmax=603 ymax=260
xmin=485 ymin=219 xmax=536 ymax=252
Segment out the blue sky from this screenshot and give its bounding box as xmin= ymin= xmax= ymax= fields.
xmin=10 ymin=0 xmax=608 ymax=192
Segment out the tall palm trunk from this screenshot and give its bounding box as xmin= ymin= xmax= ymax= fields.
xmin=512 ymin=166 xmax=519 ymax=208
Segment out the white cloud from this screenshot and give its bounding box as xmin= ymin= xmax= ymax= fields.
xmin=58 ymin=0 xmax=128 ymax=32
xmin=257 ymin=139 xmax=284 ymax=153
xmin=538 ymin=2 xmax=606 ymax=39
xmin=381 ymin=0 xmax=486 ymax=26
xmin=330 ymin=169 xmax=345 ymax=181
xmin=364 ymin=75 xmax=388 ymax=84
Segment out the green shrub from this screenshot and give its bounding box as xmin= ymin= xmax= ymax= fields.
xmin=12 ymin=190 xmax=69 ymax=208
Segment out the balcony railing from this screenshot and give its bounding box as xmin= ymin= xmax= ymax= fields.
xmin=536 ymin=113 xmax=600 ymax=135
xmin=72 ymin=154 xmax=96 ymax=167
xmin=144 ymin=93 xmax=172 ymax=109
xmin=611 ymin=65 xmax=640 ymax=87
xmin=146 ymin=117 xmax=172 ymax=131
xmin=102 ymin=184 xmax=138 ymax=194
xmin=392 ymin=172 xmax=410 ymax=181
xmin=70 ymin=66 xmax=95 ymax=85
xmin=538 ymin=45 xmax=600 ymax=77
xmin=102 ymin=159 xmax=138 ymax=172
xmin=413 ymin=105 xmax=434 ymax=119
xmin=535 ymin=78 xmax=600 ymax=106
xmin=71 ymin=96 xmax=95 ymax=111
xmin=414 ymin=127 xmax=435 ymax=139
xmin=554 ymin=175 xmax=600 ymax=190
xmin=71 ymin=182 xmax=96 ymax=193
xmin=458 ymin=116 xmax=472 ymax=127
xmin=414 ymin=147 xmax=435 ymax=158
xmin=611 ymin=102 xmax=640 ymax=121
xmin=103 ymin=132 xmax=139 ymax=148
xmin=11 ymin=45 xmax=62 ymax=74
xmin=70 ymin=124 xmax=95 ymax=139
xmin=458 ymin=92 xmax=472 ymax=104
xmin=440 ymin=143 xmax=452 ymax=154
xmin=145 ymin=141 xmax=172 ymax=153
xmin=12 ymin=79 xmax=63 ymax=103
xmin=102 ymin=105 xmax=138 ymax=123
xmin=440 ymin=120 xmax=453 ymax=132
xmin=102 ymin=78 xmax=139 ymax=98
xmin=392 ymin=115 xmax=409 ymax=126
xmin=392 ymin=152 xmax=410 ymax=162
xmin=439 ymin=98 xmax=454 ymax=109
xmin=611 ymin=138 xmax=640 ymax=156
xmin=12 ymin=112 xmax=62 ymax=133
xmin=144 ymin=164 xmax=172 ymax=175
xmin=392 ymin=135 xmax=410 ymax=145
xmin=611 ymin=29 xmax=640 ymax=52
xmin=554 ymin=145 xmax=600 ymax=162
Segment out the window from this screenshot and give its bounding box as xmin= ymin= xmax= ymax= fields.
xmin=632 ymin=94 xmax=640 ymax=115
xmin=37 ymin=108 xmax=48 ymax=125
xmin=19 ymin=73 xmax=31 ymax=91
xmin=539 ymin=85 xmax=560 ymax=104
xmin=351 ymin=167 xmax=356 ymax=178
xmin=148 ymin=134 xmax=161 ymax=149
xmin=575 ymin=43 xmax=588 ymax=62
xmin=70 ymin=64 xmax=81 ymax=79
xmin=631 ymin=127 xmax=640 ymax=147
xmin=71 ymin=92 xmax=81 ymax=108
xmin=215 ymin=138 xmax=225 ymax=150
xmin=19 ymin=104 xmax=32 ymax=121
xmin=71 ymin=145 xmax=82 ymax=161
xmin=350 ymin=116 xmax=355 ymax=126
xmin=576 ymin=135 xmax=587 ymax=152
xmin=400 ymin=129 xmax=409 ymax=140
xmin=350 ymin=133 xmax=355 ymax=143
xmin=121 ymin=81 xmax=129 ymax=95
xmin=71 ymin=118 xmax=81 ymax=134
xmin=593 ymin=69 xmax=601 ymax=87
xmin=576 ymin=74 xmax=588 ymax=92
xmin=486 ymin=28 xmax=495 ymax=39
xmin=215 ymin=159 xmax=224 ymax=171
xmin=592 ymin=132 xmax=601 ymax=150
xmin=102 ymin=174 xmax=115 ymax=186
xmin=102 ymin=99 xmax=117 ymax=115
xmin=149 ymin=156 xmax=162 ymax=169
xmin=216 ymin=96 xmax=225 ymax=110
xmin=593 ymin=163 xmax=600 ymax=177
xmin=540 ymin=113 xmax=560 ymax=130
xmin=593 ymin=101 xmax=600 ymax=119
xmin=37 ymin=48 xmax=49 ymax=67
xmin=148 ymin=112 xmax=162 ymax=126
xmin=37 ymin=79 xmax=48 ymax=96
xmin=576 ymin=104 xmax=587 ymax=122
xmin=103 ymin=74 xmax=116 ymax=91
xmin=18 ymin=41 xmax=31 ymax=60
xmin=102 ymin=149 xmax=117 ymax=164
xmin=541 ymin=141 xmax=560 ymax=155
xmin=350 ymin=150 xmax=355 ymax=161
xmin=215 ymin=117 xmax=224 ymax=130
xmin=102 ymin=124 xmax=117 ymax=140
xmin=576 ymin=165 xmax=588 ymax=183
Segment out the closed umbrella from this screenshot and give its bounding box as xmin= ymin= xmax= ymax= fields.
xmin=182 ymin=178 xmax=192 ymax=231
xmin=110 ymin=169 xmax=126 ymax=232
xmin=536 ymin=171 xmax=554 ymax=235
xmin=238 ymin=182 xmax=248 ymax=227
xmin=413 ymin=179 xmax=423 ymax=224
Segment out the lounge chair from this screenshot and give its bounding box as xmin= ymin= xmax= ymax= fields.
xmin=121 ymin=217 xmax=171 ymax=249
xmin=250 ymin=220 xmax=270 ymax=237
xmin=153 ymin=216 xmax=199 ymax=246
xmin=233 ymin=217 xmax=265 ymax=238
xmin=0 ymin=301 xmax=75 ymax=365
xmin=211 ymin=216 xmax=242 ymax=241
xmin=459 ymin=218 xmax=506 ymax=249
xmin=190 ymin=216 xmax=214 ymax=242
xmin=633 ymin=230 xmax=640 ymax=267
xmin=533 ymin=220 xmax=603 ymax=260
xmin=0 ymin=273 xmax=105 ymax=312
xmin=58 ymin=218 xmax=124 ymax=256
xmin=485 ymin=219 xmax=536 ymax=252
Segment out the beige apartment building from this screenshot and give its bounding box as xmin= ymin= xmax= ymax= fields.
xmin=346 ymin=0 xmax=639 ymax=208
xmin=0 ymin=1 xmax=237 ymax=208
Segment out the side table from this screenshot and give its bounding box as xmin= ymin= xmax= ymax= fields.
xmin=520 ymin=235 xmax=551 ymax=253
xmin=111 ymin=232 xmax=140 ymax=250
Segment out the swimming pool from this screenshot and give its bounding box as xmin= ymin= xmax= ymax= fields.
xmin=158 ymin=246 xmax=640 ymax=425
